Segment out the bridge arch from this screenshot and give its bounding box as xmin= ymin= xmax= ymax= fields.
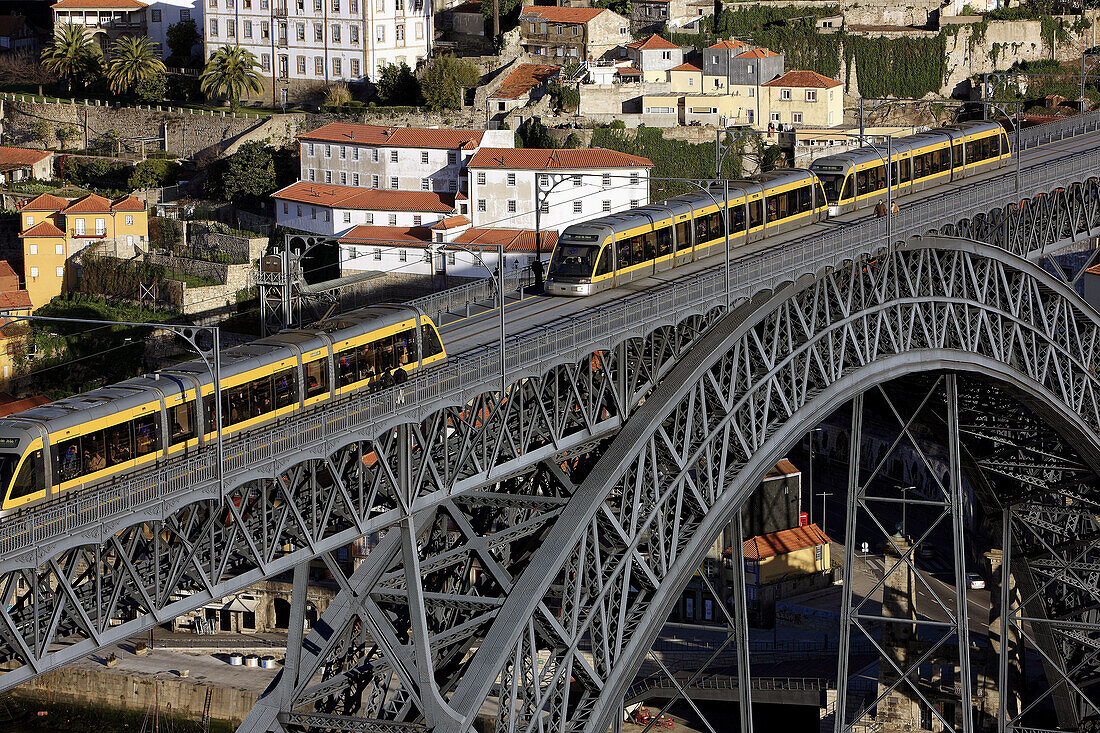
xmin=445 ymin=235 xmax=1100 ymax=733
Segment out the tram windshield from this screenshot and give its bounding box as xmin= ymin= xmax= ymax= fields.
xmin=818 ymin=174 xmax=845 ymax=204
xmin=549 ymin=244 xmax=600 ymax=278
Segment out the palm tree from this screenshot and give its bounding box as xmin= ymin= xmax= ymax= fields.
xmin=200 ymin=46 xmax=263 ymax=110
xmin=41 ymin=23 xmax=102 ymax=94
xmin=106 ymin=36 xmax=166 ymax=96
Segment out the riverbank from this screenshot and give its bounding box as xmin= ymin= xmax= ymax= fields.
xmin=0 ymin=695 xmax=238 ymax=733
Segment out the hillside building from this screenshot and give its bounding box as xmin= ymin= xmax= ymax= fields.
xmin=518 ymin=5 xmax=629 ymax=61
xmin=52 ymin=0 xmax=201 ymax=60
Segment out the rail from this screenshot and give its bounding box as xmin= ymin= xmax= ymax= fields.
xmin=407 ymin=266 xmax=532 ymax=322
xmin=626 ymin=674 xmax=829 ymax=700
xmin=1 ymin=112 xmax=1099 ymax=560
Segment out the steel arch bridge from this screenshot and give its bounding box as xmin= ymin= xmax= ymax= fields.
xmin=3 ymin=116 xmax=1100 ymax=731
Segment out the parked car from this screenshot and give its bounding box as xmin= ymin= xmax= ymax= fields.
xmin=966 ymin=573 xmax=986 ymax=590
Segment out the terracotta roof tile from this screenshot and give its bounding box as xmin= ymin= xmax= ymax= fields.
xmin=111 ymin=194 xmax=146 ymax=211
xmin=762 ymin=70 xmax=842 ymax=89
xmin=764 ymin=458 xmax=800 ymax=478
xmin=20 ymin=193 xmax=69 ymax=212
xmin=449 ymin=227 xmax=558 ymax=253
xmin=0 ymin=394 xmax=49 ymax=417
xmin=0 ymin=147 xmax=50 ymax=171
xmin=490 ymin=63 xmax=559 ymax=100
xmin=626 ymin=34 xmax=680 ymax=50
xmin=273 ymin=182 xmax=457 ymax=213
xmin=298 ymin=123 xmax=487 ymax=149
xmin=431 ymin=215 xmax=471 ymax=230
xmin=670 ymin=61 xmax=701 ymax=72
xmin=735 ymin=48 xmax=780 ymax=58
xmin=0 ymin=261 xmax=17 ymax=281
xmin=467 ymin=147 xmax=653 ymax=170
xmin=740 ymin=523 xmax=831 ymax=560
xmin=52 ymin=0 xmax=147 ymax=7
xmin=62 ymin=193 xmax=113 ymax=213
xmin=0 ymin=290 xmax=31 ymax=311
xmin=707 ymin=39 xmax=750 ymax=50
xmin=617 ymin=65 xmax=642 ymax=76
xmin=519 ymin=6 xmax=608 ymax=22
xmin=20 ymin=220 xmax=65 ymax=238
xmin=337 ymin=225 xmax=433 ymax=246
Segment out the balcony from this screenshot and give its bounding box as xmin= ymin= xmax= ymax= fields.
xmin=70 ymin=229 xmax=106 ymax=238
xmin=277 ymin=36 xmax=289 ymax=47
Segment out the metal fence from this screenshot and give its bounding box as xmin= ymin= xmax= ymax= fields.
xmin=407 ymin=266 xmax=533 ymax=323
xmin=2 ymin=113 xmax=1099 ymax=560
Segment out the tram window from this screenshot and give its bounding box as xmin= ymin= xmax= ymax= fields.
xmin=900 ymin=159 xmax=910 ymax=182
xmin=731 ymin=206 xmax=746 ymax=232
xmin=872 ymin=165 xmax=886 ymax=191
xmin=913 ymin=153 xmax=926 ymax=178
xmin=106 ymin=423 xmax=133 ymax=467
xmin=616 ymin=238 xmax=631 ymax=269
xmin=656 ymin=225 xmax=673 ymax=255
xmin=356 ymin=345 xmax=376 ymax=380
xmin=54 ymin=437 xmax=82 ymax=482
xmin=595 ymin=247 xmax=612 ymax=275
xmin=643 ymin=231 xmax=657 ymax=261
xmin=305 ymin=358 xmax=328 ymax=397
xmin=378 ymin=336 xmax=396 ymax=372
xmin=694 ymin=215 xmax=709 ymax=243
xmin=936 ymin=149 xmax=951 ymax=173
xmin=889 ymin=163 xmax=897 ymax=186
xmin=337 ymin=350 xmax=357 ymax=386
xmin=631 ymin=235 xmax=645 ymax=264
xmin=421 ymin=324 xmax=444 ymax=358
xmin=856 ymin=170 xmax=869 ymax=195
xmin=766 ymin=198 xmax=778 ymax=222
xmin=798 ymin=186 xmax=812 ymax=212
xmin=9 ymin=450 xmax=43 ymax=500
xmin=169 ymin=402 xmax=195 ymax=444
xmin=953 ymin=143 xmax=963 ymax=167
xmin=274 ymin=369 xmax=297 ymax=408
xmin=225 ymin=385 xmax=249 ymax=424
xmin=749 ymin=200 xmax=762 ymax=228
xmin=773 ymin=192 xmax=789 ymax=219
xmin=252 ymin=377 xmax=273 ymax=416
xmin=134 ymin=414 xmax=158 ymax=456
xmin=395 ymin=329 xmax=416 ymax=366
xmin=675 ymin=221 xmax=692 ymax=249
xmin=83 ymin=430 xmax=106 ymax=472
xmin=203 ymin=394 xmax=216 ymax=432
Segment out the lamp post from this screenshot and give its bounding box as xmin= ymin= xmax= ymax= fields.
xmin=443 ymin=241 xmax=508 ymax=396
xmin=897 ymin=484 xmax=915 ymax=540
xmin=714 ymin=128 xmax=772 ymax=311
xmin=841 ymin=132 xmax=893 ymax=247
xmin=534 ymin=172 xmax=571 ymax=294
xmin=1082 ymin=50 xmax=1100 ymax=113
xmin=819 ymin=491 xmax=833 ymax=535
xmin=806 ymin=426 xmax=823 ymax=526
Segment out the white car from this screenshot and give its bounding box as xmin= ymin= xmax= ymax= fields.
xmin=966 ymin=573 xmax=986 ymax=590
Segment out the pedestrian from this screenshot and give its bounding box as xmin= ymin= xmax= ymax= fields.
xmin=531 ymin=257 xmax=544 ymax=292
xmin=891 ymin=201 xmax=900 ymax=214
xmin=873 ymin=200 xmax=887 ymax=217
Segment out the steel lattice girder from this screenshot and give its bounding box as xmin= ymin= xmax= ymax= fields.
xmin=0 ymin=316 xmax=718 ymax=694
xmin=434 ymin=235 xmax=1100 ymax=733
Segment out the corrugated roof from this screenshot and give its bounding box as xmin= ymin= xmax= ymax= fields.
xmin=449 ymin=228 xmax=558 ymax=253
xmin=338 ymin=225 xmax=433 ymax=246
xmin=707 ymin=39 xmax=750 ymax=50
xmin=741 ymin=523 xmax=831 ymax=560
xmin=111 ymin=194 xmax=146 ymax=211
xmin=467 ymin=147 xmax=653 ymax=170
xmin=762 ymin=70 xmax=843 ymax=89
xmin=20 ymin=193 xmax=69 ymax=212
xmin=298 ymin=122 xmax=487 ymax=149
xmin=735 ymin=48 xmax=780 ymax=58
xmin=670 ymin=61 xmax=702 ymax=72
xmin=0 ymin=147 xmax=50 ymax=168
xmin=20 ymin=220 xmax=65 ymax=238
xmin=62 ymin=193 xmax=113 ymax=213
xmin=53 ymin=0 xmax=147 ymax=8
xmin=273 ymin=182 xmax=457 ymax=213
xmin=519 ymin=5 xmax=608 ymax=22
xmin=626 ymin=34 xmax=680 ymax=50
xmin=490 ymin=63 xmax=559 ymax=100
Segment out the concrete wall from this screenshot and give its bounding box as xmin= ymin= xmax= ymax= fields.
xmin=189 ymin=223 xmax=269 ymax=263
xmin=579 ymin=81 xmax=670 ymax=114
xmin=842 ymin=0 xmax=943 ymax=28
xmin=13 ymin=666 xmax=260 ymax=727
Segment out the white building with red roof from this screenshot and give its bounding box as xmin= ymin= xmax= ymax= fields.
xmin=0 ymin=147 xmax=53 ymax=184
xmin=297 ymin=122 xmax=514 ymax=199
xmin=623 ymin=34 xmax=684 ymax=83
xmin=272 ymin=181 xmax=456 ymax=236
xmin=466 ymin=147 xmax=652 ymax=233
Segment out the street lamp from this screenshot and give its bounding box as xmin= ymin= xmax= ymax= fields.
xmin=806 ymin=426 xmax=823 ymax=526
xmin=896 ymin=484 xmax=915 ymax=540
xmin=819 ymin=491 xmax=833 ymax=535
xmin=1082 ymin=50 xmax=1100 ymax=113
xmin=840 ymin=132 xmax=893 ymax=248
xmin=443 ymin=241 xmax=508 ymax=396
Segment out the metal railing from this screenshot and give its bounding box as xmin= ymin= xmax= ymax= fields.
xmin=627 ymin=674 xmax=829 ymax=700
xmin=407 ymin=266 xmax=532 ymax=323
xmin=1 ymin=113 xmax=1099 ymax=559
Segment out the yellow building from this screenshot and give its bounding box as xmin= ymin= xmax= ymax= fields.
xmin=18 ymin=192 xmax=149 ymax=310
xmin=0 ymin=260 xmax=32 ymax=390
xmin=761 ymin=70 xmax=844 ymax=129
xmin=741 ymin=522 xmax=831 ymax=587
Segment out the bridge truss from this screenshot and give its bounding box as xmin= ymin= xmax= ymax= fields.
xmin=2 ymin=115 xmax=1100 ymax=731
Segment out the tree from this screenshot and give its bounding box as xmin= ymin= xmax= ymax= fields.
xmin=376 ymin=62 xmax=420 ymax=105
xmin=28 ymin=119 xmax=50 ymax=147
xmin=563 ymin=132 xmax=583 ymax=149
xmin=517 ymin=117 xmax=556 ymax=149
xmin=149 ymin=217 xmax=182 ymax=250
xmin=135 ymin=73 xmax=168 ymax=104
xmin=324 ymin=81 xmax=353 ymax=107
xmin=210 ymin=141 xmax=277 ymax=207
xmin=129 ymin=158 xmax=181 ymax=190
xmin=0 ymin=51 xmax=56 ymax=95
xmin=480 ymin=0 xmax=522 ymax=33
xmin=55 ymin=125 xmax=78 ymax=151
xmin=106 ymin=36 xmax=166 ymax=96
xmin=421 ymin=55 xmax=479 ymax=112
xmin=41 ymin=23 xmax=103 ymax=94
xmin=165 ymin=19 xmax=201 ymax=66
xmin=200 ymin=45 xmax=263 ymax=110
